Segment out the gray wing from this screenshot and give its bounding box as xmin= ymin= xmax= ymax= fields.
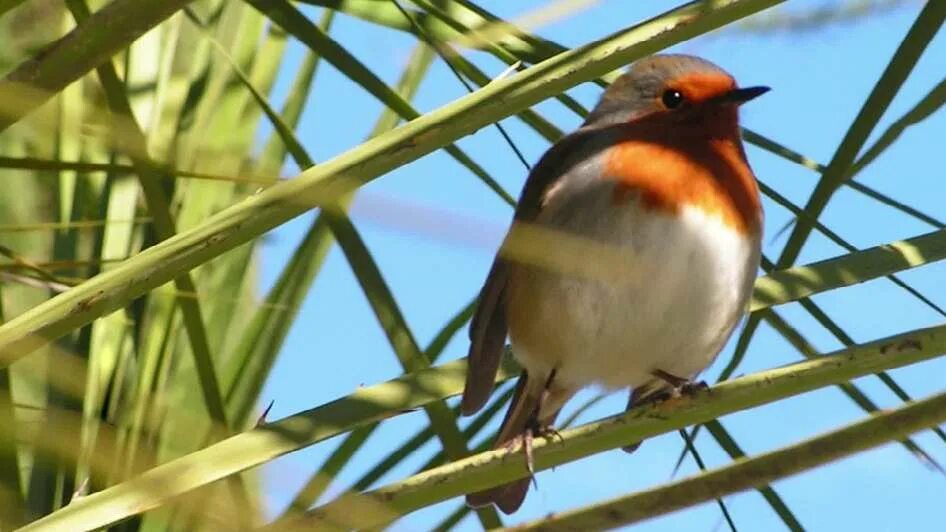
xmin=460 ymin=126 xmax=619 ymax=415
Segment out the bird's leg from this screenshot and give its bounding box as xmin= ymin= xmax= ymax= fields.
xmin=620 ymin=383 xmax=672 ymax=453
xmin=651 ymin=369 xmax=707 ymax=397
xmin=522 ymin=369 xmax=559 ymax=487
xmin=534 ymin=369 xmax=565 ymax=440
xmin=621 ymin=387 xmax=645 ymax=454
xmin=622 ymin=373 xmax=702 ymax=454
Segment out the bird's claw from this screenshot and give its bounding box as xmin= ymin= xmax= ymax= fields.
xmin=678 ymin=379 xmax=708 ymax=396
xmin=522 ymin=421 xmax=561 ymax=489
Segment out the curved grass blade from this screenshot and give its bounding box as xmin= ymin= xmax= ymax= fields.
xmin=20 ymin=356 xmax=522 ymax=531
xmin=749 ymin=229 xmax=946 ymax=312
xmin=391 ymin=0 xmax=532 ymax=170
xmin=325 ymin=211 xmax=502 ymax=528
xmin=845 ymin=180 xmax=944 ymax=229
xmin=774 ymin=1 xmax=946 ymax=270
xmin=848 ymin=75 xmax=946 ymax=182
xmin=191 ymin=20 xmax=498 ymax=521
xmin=278 ymin=298 xmax=476 ymax=516
xmin=293 ymin=323 xmax=946 ymax=530
xmin=65 ymin=2 xmax=261 ymax=527
xmin=0 ymin=156 xmax=273 ymax=184
xmin=233 ymin=39 xmax=441 ymax=518
xmin=75 ymin=4 xmax=233 ymax=438
xmin=758 ymin=180 xmax=946 ymax=317
xmin=256 ymin=10 xmax=336 ymax=177
xmin=677 ymin=429 xmax=739 ymax=532
xmin=397 ymin=383 xmax=516 ymax=479
xmin=0 ymin=0 xmax=201 ymax=132
xmin=764 ymin=307 xmax=946 ymax=467
xmin=297 ymin=0 xmax=550 ymax=63
xmin=745 ymin=125 xmax=946 ymax=232
xmin=403 ymin=0 xmax=591 ymax=118
xmin=22 ymin=317 xmax=946 ymax=531
xmin=246 ymin=0 xmax=515 ymax=206
xmin=426 ymin=390 xmax=609 ymax=531
xmin=700 ymin=420 xmax=803 ymax=532
xmin=0 ymin=292 xmax=25 ymax=526
xmin=0 ymin=0 xmax=789 ymax=370
xmin=512 ymin=391 xmax=946 ymax=531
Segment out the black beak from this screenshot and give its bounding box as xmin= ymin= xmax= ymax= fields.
xmin=718 ymin=85 xmax=770 ymax=105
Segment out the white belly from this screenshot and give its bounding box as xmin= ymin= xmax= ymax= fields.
xmin=506 ymin=187 xmax=760 ymax=391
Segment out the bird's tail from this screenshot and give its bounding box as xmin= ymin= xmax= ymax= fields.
xmin=465 ymin=371 xmax=560 ymax=514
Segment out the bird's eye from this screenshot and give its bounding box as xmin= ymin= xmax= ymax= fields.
xmin=661 ymin=89 xmax=684 ymax=109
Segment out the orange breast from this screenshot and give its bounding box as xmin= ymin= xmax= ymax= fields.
xmin=604 ymin=136 xmax=762 ymax=235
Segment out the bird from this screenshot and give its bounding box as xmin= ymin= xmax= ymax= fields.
xmin=461 ymin=54 xmax=767 ymax=514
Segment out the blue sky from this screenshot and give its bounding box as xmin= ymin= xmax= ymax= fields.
xmin=255 ymin=1 xmax=946 ymax=529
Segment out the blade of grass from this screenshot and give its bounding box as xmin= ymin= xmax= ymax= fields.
xmin=21 ymin=318 xmax=946 ymax=531
xmin=210 ymin=26 xmax=431 ymax=426
xmin=0 ymin=0 xmax=791 ymax=369
xmin=426 ymin=390 xmax=609 ymax=531
xmin=744 ymin=122 xmax=946 ymax=232
xmin=0 ymin=290 xmax=25 ymax=526
xmin=774 ymin=1 xmax=946 ymax=270
xmin=255 ymin=10 xmax=336 ymax=178
xmin=403 ymin=0 xmax=591 ymax=119
xmin=279 ymin=298 xmax=475 ymax=515
xmin=289 ymin=322 xmax=946 ymax=530
xmin=21 ymin=355 xmax=521 ymax=531
xmin=0 ymin=156 xmax=273 ymax=185
xmin=0 ymin=0 xmax=201 ymax=131
xmin=111 ymin=15 xmax=187 ymax=496
xmin=69 ymin=0 xmax=233 ymax=440
xmin=25 ymin=26 xmax=87 ymax=514
xmin=799 ymin=297 xmax=946 ymax=456
xmin=190 ymin=25 xmax=488 ymax=526
xmin=64 ymin=2 xmax=257 ymax=526
xmin=749 ymin=228 xmax=946 ymax=312
xmin=246 ymin=0 xmax=515 ymax=206
xmin=847 ymin=74 xmax=946 ymax=184
xmin=298 ymin=0 xmax=539 ymax=60
xmin=380 ymin=383 xmax=515 ymax=486
xmin=677 ymin=429 xmax=739 ymax=532
xmin=392 ymin=0 xmax=532 ymax=170
xmin=325 ymin=211 xmax=503 ymax=528
xmin=845 ymin=180 xmax=944 ymax=229
xmin=699 ymin=420 xmax=803 ymax=532
xmin=758 ymin=179 xmax=945 ymax=317
xmin=511 ymin=389 xmax=946 ymax=531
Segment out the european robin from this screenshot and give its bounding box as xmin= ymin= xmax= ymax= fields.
xmin=461 ymin=54 xmax=768 ymax=513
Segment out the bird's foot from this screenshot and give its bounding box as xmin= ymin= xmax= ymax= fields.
xmin=521 ymin=419 xmax=562 ymax=488
xmin=534 ymin=424 xmax=564 ymax=444
xmin=522 ymin=426 xmax=538 ymax=488
xmin=621 ymin=441 xmax=642 ymax=454
xmin=677 ymin=379 xmax=708 ymax=397
xmin=652 ymin=369 xmax=707 ymax=398
xmin=622 ymin=374 xmax=706 ymax=453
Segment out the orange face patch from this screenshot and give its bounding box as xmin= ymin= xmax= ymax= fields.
xmin=669 ymin=72 xmax=737 ymax=104
xmin=605 ymin=135 xmax=762 ymax=235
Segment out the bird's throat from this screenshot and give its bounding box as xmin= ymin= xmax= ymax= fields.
xmin=605 ymin=133 xmax=762 ymax=235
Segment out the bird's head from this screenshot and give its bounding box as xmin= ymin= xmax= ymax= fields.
xmin=585 ymin=54 xmax=769 ymax=137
